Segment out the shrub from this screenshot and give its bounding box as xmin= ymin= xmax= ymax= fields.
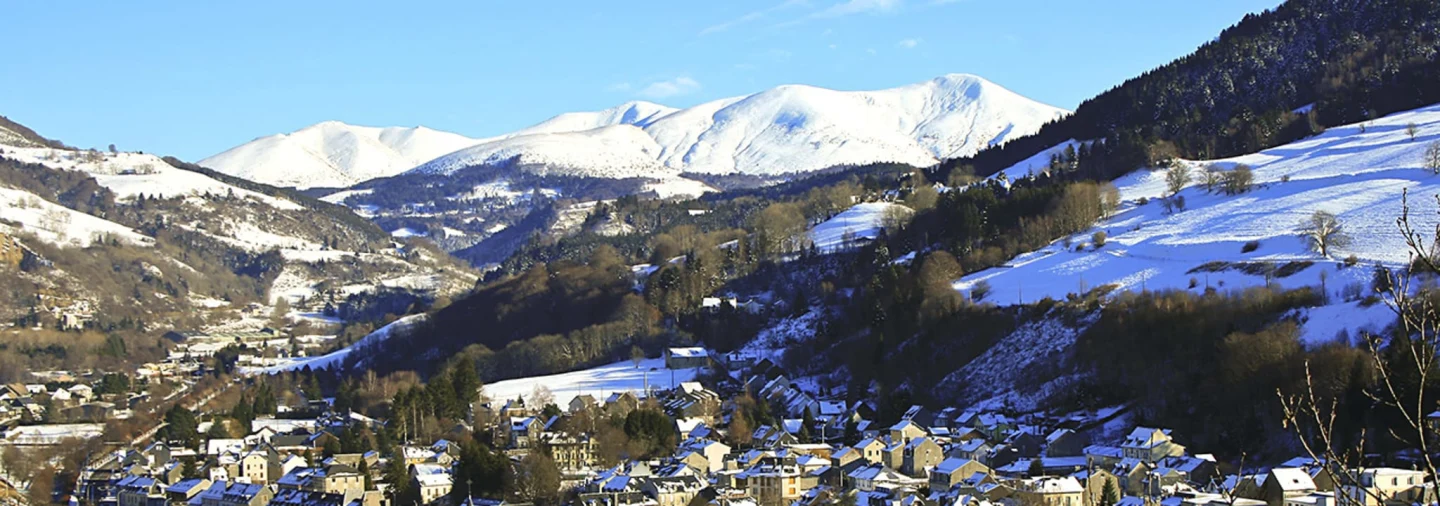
xmin=1371 ymin=264 xmax=1393 ymax=293
xmin=1241 ymin=240 xmax=1260 ymax=253
xmin=1137 ymin=197 xmax=1149 ymax=206
xmin=1344 ymin=254 xmax=1359 ymax=266
xmin=1189 ymin=277 xmax=1198 ymax=289
xmin=1092 ymin=231 xmax=1107 ymax=248
xmin=1340 ymin=282 xmax=1365 ymax=302
xmin=971 ymin=280 xmax=992 ymax=302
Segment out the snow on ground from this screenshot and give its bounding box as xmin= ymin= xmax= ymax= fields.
xmin=0 ymin=186 xmax=153 ymax=247
xmin=446 ymin=181 xmax=526 ymax=202
xmin=809 ymin=202 xmax=912 ymax=251
xmin=391 ymin=227 xmax=423 ymax=237
xmin=956 ymin=104 xmax=1440 ymax=315
xmin=938 ymin=314 xmax=1094 ymax=410
xmin=1296 ymin=300 xmax=1396 ymax=346
xmin=731 ymin=310 xmax=823 ymax=365
xmin=645 ymin=177 xmax=717 ymax=199
xmin=3 ymin=146 xmax=303 ymax=210
xmin=319 ymin=188 xmax=373 ymax=204
xmin=994 ymin=139 xmax=1084 ymax=182
xmin=245 ymin=314 xmax=428 ymax=374
xmin=484 ymin=357 xmax=701 ymax=408
xmin=3 ymin=423 xmax=104 ymax=444
xmin=206 ymin=221 xmax=322 ymax=252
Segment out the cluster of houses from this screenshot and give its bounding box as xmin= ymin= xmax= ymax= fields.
xmin=0 ymin=375 xmax=138 ymax=426
xmin=47 ymin=348 xmax=1440 ymax=506
xmin=75 ymin=413 xmax=442 ymax=506
xmin=149 ymin=327 xmax=338 ymax=379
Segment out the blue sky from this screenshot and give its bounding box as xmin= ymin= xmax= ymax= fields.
xmin=0 ymin=0 xmax=1279 ymax=161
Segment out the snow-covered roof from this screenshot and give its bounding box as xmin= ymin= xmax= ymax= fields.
xmin=1029 ymin=476 xmax=1083 ymax=494
xmin=934 ymin=457 xmax=978 ymax=476
xmin=668 ymin=347 xmax=706 ymax=358
xmin=1269 ymin=468 xmax=1316 ymax=492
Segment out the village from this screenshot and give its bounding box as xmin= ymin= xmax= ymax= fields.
xmin=2 ymin=347 xmax=1430 ymax=506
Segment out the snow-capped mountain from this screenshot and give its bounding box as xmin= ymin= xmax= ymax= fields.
xmin=200 ymin=121 xmax=482 ymax=189
xmin=414 ymin=73 xmax=1068 ymax=178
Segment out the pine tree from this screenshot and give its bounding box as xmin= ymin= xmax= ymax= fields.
xmin=1100 ymin=477 xmax=1121 ymax=506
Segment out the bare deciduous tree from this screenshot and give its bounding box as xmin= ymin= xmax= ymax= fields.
xmin=1166 ymin=163 xmax=1192 ymax=196
xmin=1425 ymin=141 xmax=1440 ymax=175
xmin=1298 ymin=210 xmax=1352 ymax=258
xmin=1279 ymin=190 xmax=1440 ymax=506
xmin=1204 ymin=165 xmax=1224 ymax=193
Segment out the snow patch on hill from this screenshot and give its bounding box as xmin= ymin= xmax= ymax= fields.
xmin=0 ymin=186 xmax=152 ymax=248
xmin=247 ymin=314 xmax=428 ymax=374
xmin=484 ymin=357 xmax=701 ymax=408
xmin=809 ymin=202 xmax=911 ymax=251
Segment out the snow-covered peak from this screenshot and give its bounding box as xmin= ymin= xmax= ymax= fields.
xmin=515 ymin=101 xmax=680 ymax=136
xmin=415 ymin=73 xmax=1068 ymax=178
xmin=200 ymin=121 xmax=482 ymax=189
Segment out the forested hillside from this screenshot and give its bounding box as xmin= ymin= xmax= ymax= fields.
xmin=940 ymin=0 xmax=1440 ymax=181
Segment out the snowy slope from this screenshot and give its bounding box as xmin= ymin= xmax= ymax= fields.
xmin=413 ymin=74 xmax=1067 ymax=178
xmin=4 ymin=146 xmax=304 ymax=209
xmin=483 ymin=357 xmax=701 ymax=408
xmin=247 ymin=314 xmax=428 ymax=374
xmin=809 ymin=202 xmax=912 ymax=250
xmin=954 ymin=103 xmax=1440 ymax=342
xmin=414 ymin=124 xmax=671 ymax=179
xmin=0 ymin=186 xmax=153 ymax=248
xmin=513 ymin=101 xmax=678 ymax=135
xmin=200 ymin=121 xmax=481 ymax=188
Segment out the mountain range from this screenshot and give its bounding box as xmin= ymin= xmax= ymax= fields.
xmin=200 ymin=74 xmax=1068 ymax=189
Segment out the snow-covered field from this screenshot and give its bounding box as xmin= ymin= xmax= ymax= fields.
xmin=952 ymin=103 xmax=1440 ymax=344
xmin=484 ymin=357 xmax=701 ymax=408
xmin=0 ymin=186 xmax=153 ymax=247
xmin=809 ymin=202 xmax=911 ymax=251
xmin=244 ymin=314 xmax=428 ymax=374
xmin=3 ymin=423 xmax=104 ymax=445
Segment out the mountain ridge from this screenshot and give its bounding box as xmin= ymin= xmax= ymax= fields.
xmin=203 ymin=74 xmax=1067 ymax=188
xmin=413 ymin=73 xmax=1068 ymax=179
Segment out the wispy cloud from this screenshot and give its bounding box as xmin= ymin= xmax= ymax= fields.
xmin=638 ymin=77 xmax=702 ymax=99
xmin=770 ymin=0 xmax=903 ymax=28
xmin=896 ymin=38 xmax=921 ymax=49
xmin=701 ymin=0 xmax=810 ymax=35
xmin=606 ymin=82 xmax=633 ymax=93
xmin=815 ymin=0 xmax=902 ymax=18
